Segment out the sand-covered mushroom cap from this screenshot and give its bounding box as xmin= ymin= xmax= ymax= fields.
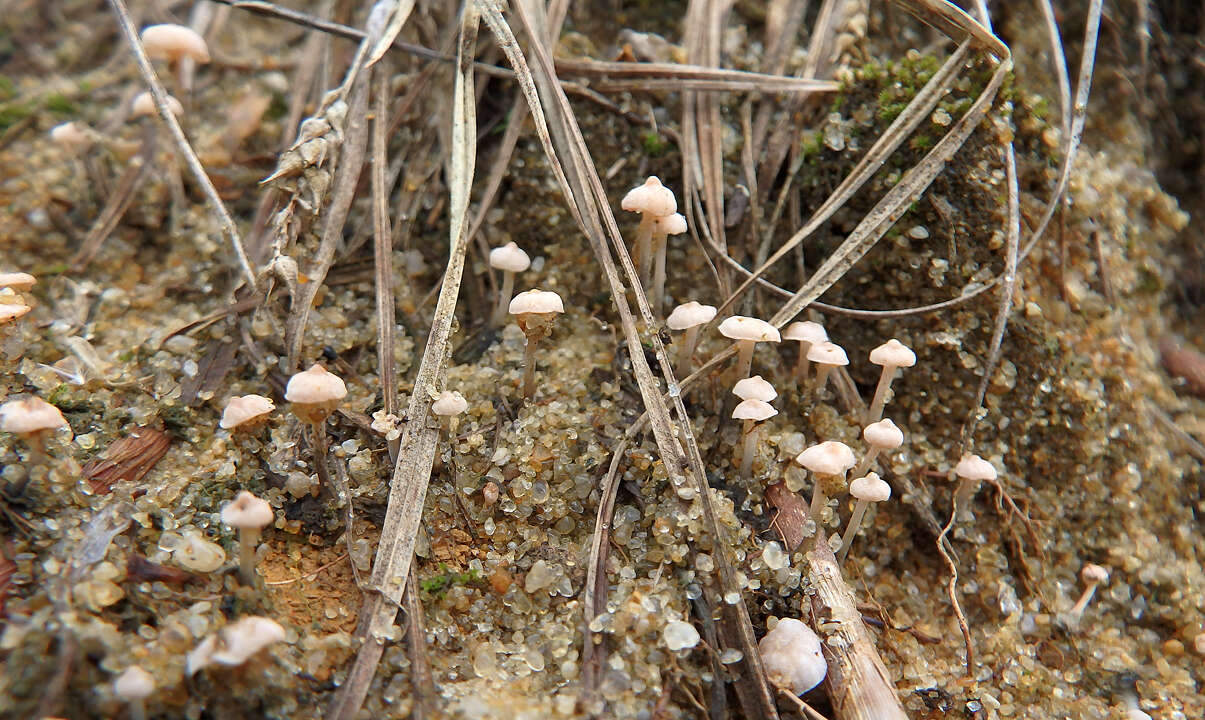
xmin=431 ymin=390 xmax=468 ymax=417
xmin=863 ymin=418 xmax=904 ymax=449
xmin=732 ymin=399 xmax=777 ymax=422
xmin=49 ymin=122 xmax=92 ymax=152
xmin=621 ymin=176 xmax=676 ymax=217
xmin=654 ymin=212 xmax=688 ymax=235
xmin=1081 ymin=563 xmax=1109 ymax=584
xmin=719 ymin=316 xmax=781 ymax=343
xmin=114 ymin=666 xmax=155 ymax=701
xmin=0 ymin=397 xmax=68 ymax=434
xmin=807 ymin=341 xmax=849 ymax=366
xmin=850 ymin=473 xmax=891 ymax=502
xmin=140 ymin=24 xmax=211 ymax=63
xmin=954 ymin=454 xmax=997 ymax=481
xmin=0 ymin=303 xmax=31 ymax=323
xmin=220 ymin=394 xmax=275 ymax=430
xmin=131 ymin=91 xmax=184 ymax=118
xmin=489 ymin=242 xmax=531 ymax=273
xmin=733 ymin=375 xmax=777 ymax=402
xmin=796 ymin=441 xmax=856 ymax=475
xmin=759 ymin=618 xmax=827 ymax=695
xmin=188 ymin=616 xmax=287 ymax=674
xmin=509 ymin=289 xmax=564 ymax=315
xmin=0 ymin=272 xmax=36 ymax=291
xmin=869 ymin=338 xmax=917 ymax=368
xmin=783 ymin=320 xmax=827 ymax=344
xmin=285 ymin=365 xmax=348 ymax=405
xmin=667 ymin=301 xmax=716 ymax=330
xmin=221 ymin=491 xmax=274 ymax=530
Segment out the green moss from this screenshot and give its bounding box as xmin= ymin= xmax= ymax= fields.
xmin=641 ymin=131 xmax=668 ymax=157
xmin=420 ymin=563 xmax=483 ymax=598
xmin=45 ymin=93 xmax=77 ymax=115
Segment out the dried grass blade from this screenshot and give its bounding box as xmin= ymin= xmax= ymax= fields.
xmin=365 ymin=0 xmax=418 ymax=66
xmin=326 ymin=7 xmax=480 ymax=719
xmin=371 ymin=65 xmax=400 ymax=458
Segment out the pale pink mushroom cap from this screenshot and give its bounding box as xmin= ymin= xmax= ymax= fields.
xmin=718 ymin=316 xmax=781 ymax=344
xmin=732 ymin=375 xmax=777 ymax=402
xmin=1080 ymin=563 xmax=1109 ymax=584
xmin=667 ymin=301 xmax=716 ymax=330
xmin=0 ymin=397 xmax=68 ymax=434
xmin=431 ymin=390 xmax=468 ymax=417
xmin=850 ymin=473 xmax=891 ymax=502
xmin=508 ymin=289 xmax=564 ymax=315
xmin=0 ymin=272 xmax=36 ymax=291
xmin=220 ymin=395 xmax=275 ymax=430
xmin=654 ymin=213 xmax=688 ymax=235
xmin=489 ymin=242 xmax=531 ymax=273
xmin=140 ymin=24 xmax=211 ymax=63
xmin=782 ymin=321 xmax=827 ymax=345
xmin=188 ymin=616 xmax=287 ymax=674
xmin=49 ymin=122 xmax=93 ymax=152
xmin=869 ymin=338 xmax=916 ymax=368
xmin=285 ymin=364 xmax=348 ymax=405
xmin=221 ymin=491 xmax=274 ymax=530
xmin=0 ymin=303 xmax=31 ymax=323
xmin=806 ymin=341 xmax=848 ymax=366
xmin=862 ymin=418 xmax=904 ymax=450
xmin=113 ymin=666 xmax=155 ymax=701
xmin=954 ymin=454 xmax=997 ymax=481
xmin=795 ymin=441 xmax=856 ymax=475
xmin=732 ymin=398 xmax=777 ymax=422
xmin=621 ymin=176 xmax=677 ymax=217
xmin=132 ymin=91 xmax=184 ymax=118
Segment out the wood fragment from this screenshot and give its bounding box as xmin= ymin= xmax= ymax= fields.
xmin=81 ymin=427 xmax=171 ymax=494
xmin=180 ymin=341 xmax=239 ymax=406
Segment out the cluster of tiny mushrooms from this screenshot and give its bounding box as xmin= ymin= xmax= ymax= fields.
xmin=0 ymin=21 xmax=1144 ymax=713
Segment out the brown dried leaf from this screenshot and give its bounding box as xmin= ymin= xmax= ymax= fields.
xmin=126 ymin=554 xmax=197 ymax=585
xmin=82 ymin=428 xmax=171 ymax=494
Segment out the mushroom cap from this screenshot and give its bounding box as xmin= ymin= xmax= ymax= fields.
xmin=806 ymin=341 xmax=848 ymax=366
xmin=219 ymin=394 xmax=275 ymax=430
xmin=140 ymin=24 xmax=211 ymax=63
xmin=489 ymin=242 xmax=531 ymax=273
xmin=795 ymin=440 xmax=856 ymax=475
xmin=621 ymin=176 xmax=676 ymax=217
xmin=666 ymin=301 xmax=716 ymax=330
xmin=1080 ymin=563 xmax=1109 ymax=584
xmin=862 ymin=418 xmax=904 ymax=449
xmin=759 ymin=618 xmax=827 ymax=696
xmin=732 ymin=375 xmax=777 ymax=402
xmin=782 ymin=320 xmax=827 ymax=344
xmin=718 ymin=316 xmax=781 ymax=343
xmin=285 ymin=364 xmax=348 ymax=405
xmin=221 ymin=491 xmax=274 ymax=530
xmin=953 ymin=454 xmax=997 ymax=481
xmin=0 ymin=303 xmax=31 ymax=323
xmin=0 ymin=396 xmax=68 ymax=434
xmin=431 ymin=390 xmax=468 ymax=417
xmin=211 ymin=616 xmax=287 ymax=666
xmin=508 ymin=288 xmax=564 ymax=315
xmin=0 ymin=272 xmax=36 ymax=291
xmin=849 ymin=472 xmax=891 ymax=502
xmin=654 ymin=212 xmax=688 ymax=236
xmin=131 ymin=91 xmax=184 ymax=118
xmin=732 ymin=398 xmax=777 ymax=422
xmin=113 ymin=666 xmax=156 ymax=701
xmin=49 ymin=122 xmax=93 ymax=152
xmin=869 ymin=338 xmax=917 ymax=368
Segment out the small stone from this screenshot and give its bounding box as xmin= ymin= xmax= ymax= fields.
xmin=524 ymin=559 xmax=555 ymax=593
xmin=663 ymin=620 xmax=700 ymax=651
xmin=762 ymin=542 xmax=789 ymax=570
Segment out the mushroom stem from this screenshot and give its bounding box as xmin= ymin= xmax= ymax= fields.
xmin=813 ymin=364 xmax=835 ymax=394
xmin=676 ymin=325 xmax=702 ymax=377
xmin=131 ymin=699 xmax=147 ymax=720
xmin=308 ymin=422 xmax=331 ymax=497
xmin=735 ymin=340 xmax=756 ymax=379
xmin=866 ymin=365 xmax=900 ymax=424
xmin=809 ymin=474 xmax=834 ymax=521
xmin=793 ymin=341 xmax=814 ymax=383
xmin=1069 ymin=581 xmax=1101 ymax=617
xmin=237 ymin=527 xmax=262 ymax=585
xmin=491 ymin=270 xmax=516 ymax=327
xmin=634 ymin=214 xmax=655 ymax=288
xmin=521 ymin=336 xmax=539 ymax=400
xmin=739 ymin=419 xmax=757 ymax=481
xmin=836 ymin=499 xmax=872 ymax=564
xmin=952 ymin=478 xmax=978 ymax=521
xmin=650 ymin=232 xmax=668 ymax=310
xmin=851 ymin=447 xmax=882 ymax=479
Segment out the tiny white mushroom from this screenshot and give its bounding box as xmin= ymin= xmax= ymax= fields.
xmin=866 ymin=339 xmax=917 ymax=423
xmin=650 ymin=212 xmax=687 ymax=309
xmin=432 ymin=389 xmax=469 ymax=435
xmin=782 ymin=321 xmax=827 ymax=383
xmin=188 ymin=616 xmax=287 ymax=675
xmin=0 ymin=272 xmax=37 ymax=291
xmin=508 ymin=289 xmax=565 ymax=400
xmin=795 ymin=440 xmax=856 ymax=521
xmin=732 ymin=375 xmax=777 ymax=403
xmin=621 ymin=176 xmax=677 ymax=287
xmin=733 ymin=398 xmax=777 ymax=481
xmin=718 ymin=315 xmax=781 ymax=380
xmin=836 ymin=473 xmax=891 ymax=562
xmin=667 ymin=301 xmax=716 ymax=377
xmin=221 ymin=491 xmax=274 ymax=585
xmin=140 ymin=24 xmax=211 ymax=65
xmin=488 ymin=242 xmax=531 ymax=327
xmin=1068 ymin=563 xmax=1109 ymax=621
xmin=114 ymin=665 xmax=155 ymax=720
xmin=851 ymin=418 xmax=904 ymax=478
xmin=0 ymin=303 xmax=31 ymax=324
xmin=952 ymin=453 xmax=997 ymax=519
xmin=0 ymin=396 xmax=69 ymax=461
xmin=49 ymin=122 xmax=94 ymax=154
xmin=806 ymin=341 xmax=849 ymax=394
xmin=285 ymin=364 xmax=347 ymax=495
xmin=219 ymin=394 xmax=275 ymax=431
xmin=131 ymin=91 xmax=184 ymax=119
xmin=759 ymin=618 xmax=827 ymax=695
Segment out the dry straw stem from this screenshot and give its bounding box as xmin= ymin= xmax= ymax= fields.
xmin=327 ymin=6 xmax=474 ymax=719
xmin=104 ymin=0 xmax=257 ymax=290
